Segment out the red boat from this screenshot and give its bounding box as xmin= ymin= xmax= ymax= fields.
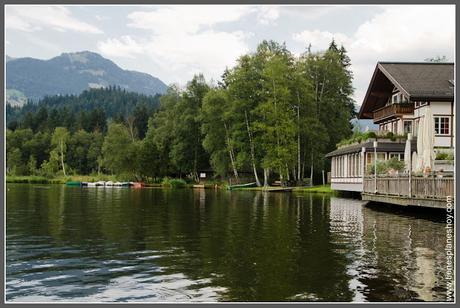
xmin=130 ymin=182 xmax=145 ymax=189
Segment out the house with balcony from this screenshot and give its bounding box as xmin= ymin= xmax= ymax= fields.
xmin=326 ymin=62 xmax=454 ymax=205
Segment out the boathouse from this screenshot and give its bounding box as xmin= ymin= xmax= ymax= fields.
xmin=326 ymin=62 xmax=454 ymax=207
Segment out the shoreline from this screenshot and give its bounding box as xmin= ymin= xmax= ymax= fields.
xmin=6 ymin=176 xmax=333 ymax=193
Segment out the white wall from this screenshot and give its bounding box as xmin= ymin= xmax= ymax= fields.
xmin=414 ymin=101 xmax=453 ymax=148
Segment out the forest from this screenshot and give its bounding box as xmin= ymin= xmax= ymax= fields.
xmin=6 ymin=40 xmax=355 ymax=186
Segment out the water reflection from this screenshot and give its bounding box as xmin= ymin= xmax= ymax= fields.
xmin=6 ymin=184 xmax=452 ymax=302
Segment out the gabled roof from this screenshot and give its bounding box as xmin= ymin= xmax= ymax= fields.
xmin=358 ymin=62 xmax=454 ymax=119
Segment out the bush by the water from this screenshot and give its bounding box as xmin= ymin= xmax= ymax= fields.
xmin=161 ymin=178 xmax=187 ymax=188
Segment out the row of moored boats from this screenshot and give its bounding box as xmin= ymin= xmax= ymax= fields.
xmin=66 ymin=181 xmax=144 ymax=188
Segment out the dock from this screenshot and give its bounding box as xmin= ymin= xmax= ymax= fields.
xmin=262 ymin=187 xmax=294 ymax=192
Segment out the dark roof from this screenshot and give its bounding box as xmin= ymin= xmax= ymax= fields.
xmin=358 ymin=62 xmax=454 ymax=119
xmin=325 ymin=140 xmax=417 ymax=158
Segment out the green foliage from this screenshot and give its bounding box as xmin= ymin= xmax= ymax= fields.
xmin=7 ymin=87 xmax=159 ymax=132
xmin=201 ymin=88 xmax=232 ymax=178
xmin=336 ymin=130 xmax=408 ymax=147
xmin=435 ymin=151 xmax=454 ymax=161
xmin=161 ymin=177 xmax=187 ymax=188
xmin=367 ymin=157 xmax=405 ymax=175
xmin=7 ymin=40 xmax=355 ymax=184
xmin=102 ymin=123 xmax=140 ymax=177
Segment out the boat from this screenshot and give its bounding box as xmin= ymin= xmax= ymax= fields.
xmin=95 ymin=181 xmax=106 ymax=186
xmin=87 ymin=182 xmax=97 ymax=187
xmin=130 ymin=182 xmax=145 ymax=189
xmin=66 ymin=181 xmax=81 ymax=187
xmin=105 ymin=181 xmax=114 ymax=187
xmin=193 ymin=184 xmax=205 ymax=189
xmin=227 ymin=182 xmax=257 ymax=190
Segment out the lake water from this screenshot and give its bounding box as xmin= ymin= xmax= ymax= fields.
xmin=6 ymin=184 xmax=453 ymax=302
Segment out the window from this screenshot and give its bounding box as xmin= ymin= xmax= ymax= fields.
xmin=415 ymin=101 xmax=428 ymax=108
xmin=403 ymin=120 xmax=412 ymax=134
xmin=434 ymin=116 xmax=450 ymax=135
xmin=392 ymin=94 xmax=398 ymax=104
xmin=400 ymin=95 xmax=408 ymax=104
xmin=392 ymin=121 xmax=398 ymax=133
xmin=367 ymin=152 xmax=386 ymax=165
xmin=389 ymin=153 xmax=404 ymax=161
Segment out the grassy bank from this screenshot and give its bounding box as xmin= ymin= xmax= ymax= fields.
xmin=293 ymin=184 xmax=333 ymax=193
xmin=6 ymin=176 xmax=334 ymax=194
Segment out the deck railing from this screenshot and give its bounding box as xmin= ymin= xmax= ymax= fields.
xmin=363 ymin=176 xmax=454 ymax=199
xmin=373 ymin=103 xmax=414 ymax=122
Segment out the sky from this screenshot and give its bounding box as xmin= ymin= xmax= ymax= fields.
xmin=5 ymin=4 xmax=455 ymax=107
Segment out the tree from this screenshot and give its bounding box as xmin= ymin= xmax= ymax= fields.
xmin=133 ymin=103 xmax=150 ymax=139
xmin=102 ymin=123 xmax=138 ymax=176
xmin=201 ymin=88 xmax=237 ymax=179
xmin=51 ymin=127 xmax=70 ymax=176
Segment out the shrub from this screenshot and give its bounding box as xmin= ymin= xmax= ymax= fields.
xmin=161 ymin=177 xmax=187 ymax=188
xmin=436 ymin=151 xmax=454 ymax=161
xmin=367 ymin=157 xmax=405 ymax=175
xmin=336 ymin=131 xmax=378 ymax=147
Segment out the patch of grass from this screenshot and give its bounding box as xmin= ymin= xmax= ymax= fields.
xmin=6 ymin=176 xmax=62 ymax=184
xmin=293 ymin=184 xmax=334 ymax=193
xmin=6 ymin=174 xmax=120 ymax=184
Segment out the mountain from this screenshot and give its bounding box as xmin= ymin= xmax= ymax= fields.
xmin=6 ymin=51 xmax=168 ymax=104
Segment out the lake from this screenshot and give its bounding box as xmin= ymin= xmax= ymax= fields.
xmin=6 ymin=184 xmax=452 ymax=302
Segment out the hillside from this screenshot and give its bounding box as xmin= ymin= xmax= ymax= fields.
xmin=6 ymin=51 xmax=168 ymax=103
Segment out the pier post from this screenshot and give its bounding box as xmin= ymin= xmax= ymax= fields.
xmin=408 ymin=133 xmax=412 ymax=198
xmin=373 ymin=141 xmax=378 ymax=193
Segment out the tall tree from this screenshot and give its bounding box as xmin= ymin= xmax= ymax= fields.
xmin=50 ymin=127 xmax=70 ymax=176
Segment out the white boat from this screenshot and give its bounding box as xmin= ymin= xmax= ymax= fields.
xmin=87 ymin=182 xmax=97 ymax=187
xmin=105 ymin=181 xmax=114 ymax=186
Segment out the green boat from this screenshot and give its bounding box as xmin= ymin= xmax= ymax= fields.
xmin=66 ymin=181 xmax=82 ymax=187
xmin=227 ymin=182 xmax=257 ymax=190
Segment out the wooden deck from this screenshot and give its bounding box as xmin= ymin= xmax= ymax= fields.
xmin=362 ymin=176 xmax=454 ymax=208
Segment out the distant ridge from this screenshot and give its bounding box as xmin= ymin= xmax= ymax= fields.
xmin=6 ymin=51 xmax=168 ymax=104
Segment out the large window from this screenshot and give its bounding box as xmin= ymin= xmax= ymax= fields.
xmin=366 ymin=152 xmax=386 ymax=165
xmin=434 ymin=116 xmax=450 ymax=135
xmin=403 ymin=120 xmax=412 ymax=134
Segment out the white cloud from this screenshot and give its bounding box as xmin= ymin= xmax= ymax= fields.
xmin=5 ymin=5 xmax=103 ymax=34
xmin=97 ymin=36 xmax=145 ymax=59
xmin=292 ymin=5 xmax=455 ymax=106
xmin=256 ymin=6 xmax=280 ymax=25
xmin=292 ymin=29 xmax=350 ymax=50
xmin=127 ymin=6 xmax=254 ymax=34
xmin=98 ymin=5 xmax=266 ymax=83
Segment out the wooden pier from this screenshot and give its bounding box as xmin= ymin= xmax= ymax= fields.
xmin=362 ymin=176 xmax=454 ymax=209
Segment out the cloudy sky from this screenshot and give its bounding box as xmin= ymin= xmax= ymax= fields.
xmin=5 ymin=5 xmax=455 ymax=106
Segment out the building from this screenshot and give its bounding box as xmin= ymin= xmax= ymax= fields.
xmin=326 ymin=62 xmax=454 ymax=193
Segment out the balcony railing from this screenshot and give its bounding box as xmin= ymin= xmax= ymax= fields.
xmin=363 ymin=176 xmax=454 ymax=200
xmin=373 ymin=103 xmax=414 ymax=122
